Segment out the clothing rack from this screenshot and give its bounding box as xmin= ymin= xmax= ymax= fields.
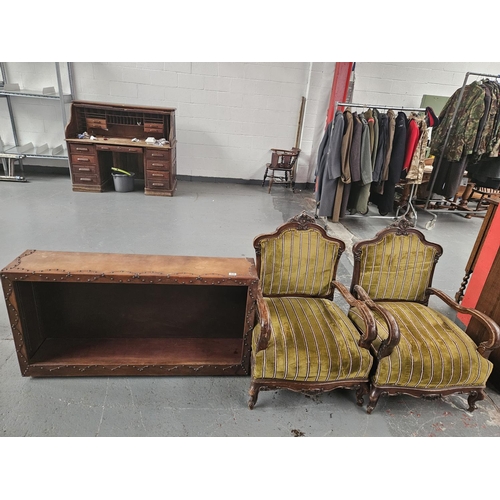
xmin=336 ymin=102 xmax=426 ymax=114
xmin=422 ymin=71 xmax=500 ymax=229
xmin=315 ymin=101 xmax=426 ymax=224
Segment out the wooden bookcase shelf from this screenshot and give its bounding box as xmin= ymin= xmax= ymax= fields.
xmin=1 ymin=250 xmax=258 ymax=377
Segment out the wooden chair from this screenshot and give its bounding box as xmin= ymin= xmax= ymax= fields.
xmin=348 ymin=217 xmax=500 ymax=414
xmin=248 ymin=212 xmax=377 ymax=409
xmin=262 ymin=147 xmax=300 ymax=193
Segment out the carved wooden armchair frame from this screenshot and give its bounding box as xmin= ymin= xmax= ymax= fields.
xmin=248 ymin=212 xmax=377 ymax=409
xmin=349 ymin=218 xmax=500 ymax=414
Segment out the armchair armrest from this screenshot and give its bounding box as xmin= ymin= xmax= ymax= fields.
xmin=353 ymin=285 xmax=401 ymax=360
xmin=428 ymin=287 xmax=500 ymax=358
xmin=254 ymin=285 xmax=271 ymax=352
xmin=271 ymin=148 xmax=295 ymax=154
xmin=331 ymin=280 xmax=377 ymax=350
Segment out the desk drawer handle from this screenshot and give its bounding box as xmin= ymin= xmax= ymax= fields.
xmin=77 ymin=157 xmax=90 ymax=162
xmin=151 ymin=163 xmax=164 ymax=167
xmin=151 ymin=153 xmax=164 ymax=157
xmin=78 ymin=167 xmax=90 ymax=172
xmin=152 ymin=173 xmax=164 ymax=177
xmin=152 ymin=182 xmax=165 ymax=187
xmin=76 ymin=147 xmax=89 ymax=152
xmin=80 ymin=177 xmax=92 ymax=182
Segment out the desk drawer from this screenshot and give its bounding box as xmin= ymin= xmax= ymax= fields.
xmin=73 ymin=173 xmax=99 ymax=185
xmin=145 ymin=149 xmax=171 ymax=161
xmin=71 ymin=154 xmax=97 ymax=165
xmin=146 ymin=169 xmax=170 ymax=181
xmin=146 ymin=174 xmax=171 ymax=190
xmin=86 ymin=118 xmax=107 ymax=130
xmin=144 ymin=123 xmax=164 ymax=134
xmin=96 ymin=145 xmax=142 ymax=153
xmin=145 ymin=159 xmax=171 ymax=171
xmin=71 ymin=164 xmax=99 ymax=175
xmin=69 ymin=144 xmax=96 ymax=155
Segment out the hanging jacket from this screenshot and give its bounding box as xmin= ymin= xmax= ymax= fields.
xmin=371 ymin=109 xmax=380 ymax=167
xmin=402 ymin=116 xmax=421 ymax=173
xmin=317 ymin=111 xmax=344 ymax=217
xmin=373 ymin=112 xmax=388 ymax=182
xmin=341 ymin=110 xmax=353 ymax=183
xmin=388 ymin=112 xmax=407 ymax=183
xmin=430 ymin=80 xmax=485 ymax=162
xmin=315 ymin=119 xmax=334 ymax=202
xmin=381 ymin=109 xmax=396 ymax=181
xmin=359 ymin=115 xmax=372 ymax=185
xmin=349 ymin=112 xmax=362 ymax=183
xmin=364 ymin=108 xmax=375 ymax=157
xmin=406 ymin=118 xmax=428 ymax=184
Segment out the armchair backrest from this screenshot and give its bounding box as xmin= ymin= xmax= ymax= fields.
xmin=270 ymin=148 xmax=300 ymax=170
xmin=351 ymin=219 xmax=443 ymax=304
xmin=254 ymin=212 xmax=344 ymax=298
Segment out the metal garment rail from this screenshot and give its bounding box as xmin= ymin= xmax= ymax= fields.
xmin=315 ymin=101 xmax=426 ymax=224
xmin=422 ymin=71 xmax=500 ymax=229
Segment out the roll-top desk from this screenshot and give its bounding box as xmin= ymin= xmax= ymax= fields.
xmin=65 ymin=100 xmax=177 ymax=196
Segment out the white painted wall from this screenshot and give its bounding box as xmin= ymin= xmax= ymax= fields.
xmin=352 ymin=62 xmax=500 ymax=109
xmin=2 ymin=62 xmax=500 ymax=184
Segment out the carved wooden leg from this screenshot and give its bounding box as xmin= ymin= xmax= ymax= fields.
xmin=467 ymin=389 xmax=485 ymax=412
xmin=268 ymin=173 xmax=275 ymax=194
xmin=248 ymin=382 xmax=261 ymax=410
xmin=262 ymin=167 xmax=269 ymax=187
xmin=367 ymin=387 xmax=382 ymax=414
xmin=355 ymin=383 xmax=369 ymax=406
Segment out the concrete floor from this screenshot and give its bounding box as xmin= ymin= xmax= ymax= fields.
xmin=1 ymin=171 xmax=500 ymax=438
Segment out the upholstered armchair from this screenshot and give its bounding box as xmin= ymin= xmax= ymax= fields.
xmin=348 ymin=218 xmax=500 ymax=414
xmin=248 ymin=212 xmax=377 ymax=409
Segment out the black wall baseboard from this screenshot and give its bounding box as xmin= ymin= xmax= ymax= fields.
xmin=20 ymin=166 xmax=312 ymax=190
xmin=177 ymin=174 xmax=310 ymax=190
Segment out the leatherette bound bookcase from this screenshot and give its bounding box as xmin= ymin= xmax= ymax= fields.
xmin=1 ymin=250 xmax=258 ymax=377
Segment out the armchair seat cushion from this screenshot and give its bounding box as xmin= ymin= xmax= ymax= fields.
xmin=348 ymin=302 xmax=493 ymax=390
xmin=252 ymin=297 xmax=373 ymax=383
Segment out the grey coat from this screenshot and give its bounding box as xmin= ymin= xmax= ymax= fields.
xmin=316 ymin=111 xmax=344 ymax=217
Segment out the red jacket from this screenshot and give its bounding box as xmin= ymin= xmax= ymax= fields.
xmin=403 ymin=118 xmax=421 ymax=171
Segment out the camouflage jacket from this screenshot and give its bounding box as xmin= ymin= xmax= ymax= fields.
xmin=477 ymin=80 xmax=499 ymax=157
xmin=430 ymin=80 xmax=485 ymax=162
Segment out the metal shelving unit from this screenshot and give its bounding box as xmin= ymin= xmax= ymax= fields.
xmin=0 ymin=62 xmax=74 ymax=161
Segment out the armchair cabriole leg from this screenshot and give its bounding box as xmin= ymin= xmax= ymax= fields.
xmin=356 ymin=383 xmax=369 ymax=406
xmin=248 ymin=383 xmax=260 ymax=410
xmin=467 ymin=390 xmax=485 ymax=412
xmin=367 ymin=387 xmax=382 ymax=414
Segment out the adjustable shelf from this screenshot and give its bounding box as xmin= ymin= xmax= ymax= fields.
xmin=0 ymin=85 xmax=72 ymax=103
xmin=4 ymin=143 xmax=67 ymax=159
xmin=0 ymin=62 xmax=74 ymax=164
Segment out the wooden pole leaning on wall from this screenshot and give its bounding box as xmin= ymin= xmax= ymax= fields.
xmin=295 ymin=96 xmax=306 ymax=149
xmin=292 ymin=96 xmax=306 ymax=185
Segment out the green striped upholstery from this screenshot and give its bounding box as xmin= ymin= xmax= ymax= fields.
xmin=259 ymin=228 xmax=340 ymax=297
xmin=348 ymin=302 xmax=492 ymax=389
xmin=357 ymin=233 xmax=439 ymax=302
xmin=252 ymin=297 xmax=373 ymax=382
